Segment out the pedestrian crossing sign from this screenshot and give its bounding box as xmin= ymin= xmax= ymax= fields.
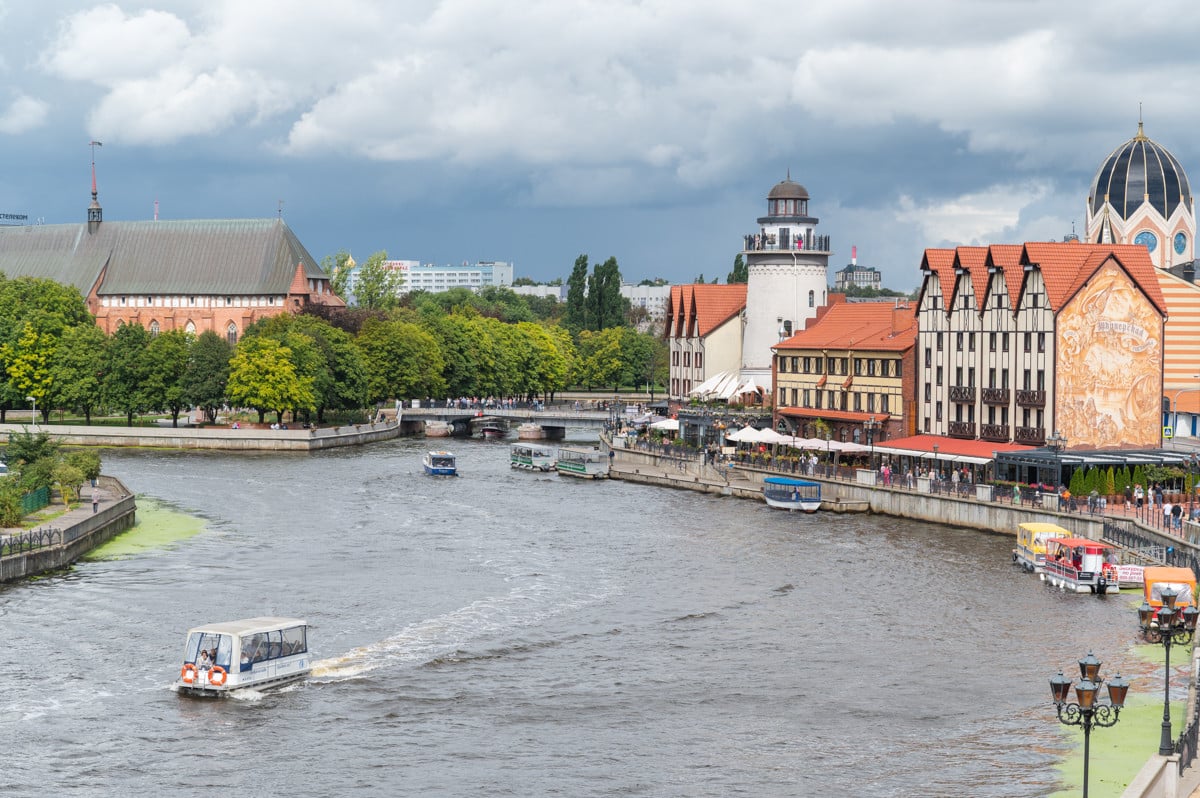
xmin=1164 ymin=426 xmax=1174 ymax=439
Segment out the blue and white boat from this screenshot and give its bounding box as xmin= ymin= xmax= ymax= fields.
xmin=762 ymin=476 xmax=822 ymax=512
xmin=422 ymin=450 xmax=457 ymax=476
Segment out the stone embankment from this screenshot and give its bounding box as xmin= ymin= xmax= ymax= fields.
xmin=0 ymin=476 xmax=136 ymax=583
xmin=0 ymin=418 xmax=402 ymax=451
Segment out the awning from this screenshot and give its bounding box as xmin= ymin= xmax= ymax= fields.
xmin=650 ymin=418 xmax=680 ymax=431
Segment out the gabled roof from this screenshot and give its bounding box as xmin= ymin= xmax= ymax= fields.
xmin=919 ymin=248 xmax=957 ymax=310
xmin=0 ymin=218 xmax=329 ymax=296
xmin=665 ymin=283 xmax=746 ymax=339
xmin=954 ymin=246 xmax=989 ymax=311
xmin=774 ymin=302 xmax=916 ymax=352
xmin=1021 ymin=242 xmax=1166 ymax=315
xmin=988 ymin=244 xmax=1025 ymax=309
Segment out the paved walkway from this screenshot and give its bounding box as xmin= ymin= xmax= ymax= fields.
xmin=2 ymin=483 xmax=124 ymax=539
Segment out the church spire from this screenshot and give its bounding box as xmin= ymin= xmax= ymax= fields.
xmin=87 ymin=140 xmax=103 ymax=233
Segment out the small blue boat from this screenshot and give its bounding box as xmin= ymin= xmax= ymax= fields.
xmin=422 ymin=450 xmax=457 ymax=476
xmin=762 ymin=476 xmax=821 ymax=513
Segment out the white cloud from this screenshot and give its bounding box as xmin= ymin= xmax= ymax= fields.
xmin=0 ymin=94 xmax=48 ymax=134
xmin=896 ymin=181 xmax=1052 ymax=246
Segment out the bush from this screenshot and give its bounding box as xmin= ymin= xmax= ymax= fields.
xmin=66 ymin=450 xmax=101 ymax=482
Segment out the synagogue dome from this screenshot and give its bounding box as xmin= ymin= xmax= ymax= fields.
xmin=1089 ymin=122 xmax=1192 ymax=221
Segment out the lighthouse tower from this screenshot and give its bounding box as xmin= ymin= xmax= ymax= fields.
xmin=740 ymin=174 xmax=831 ymax=388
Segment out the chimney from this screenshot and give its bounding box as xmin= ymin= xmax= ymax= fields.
xmin=852 ymin=245 xmax=857 ymax=266
xmin=892 ymin=301 xmax=914 ymax=333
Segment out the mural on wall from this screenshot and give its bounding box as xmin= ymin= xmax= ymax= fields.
xmin=1056 ymin=262 xmax=1163 ymax=448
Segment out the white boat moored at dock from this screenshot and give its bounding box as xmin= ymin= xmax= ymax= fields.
xmin=555 ymin=446 xmax=610 ymax=479
xmin=511 ymin=443 xmax=556 ymax=471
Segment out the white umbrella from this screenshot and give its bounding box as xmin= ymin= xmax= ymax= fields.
xmin=726 ymin=426 xmax=761 ymax=442
xmin=650 ymin=418 xmax=680 ymax=431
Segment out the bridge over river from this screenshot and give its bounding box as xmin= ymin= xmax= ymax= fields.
xmin=399 ymin=406 xmax=612 ymax=438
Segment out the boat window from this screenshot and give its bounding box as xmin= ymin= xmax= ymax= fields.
xmin=246 ymin=633 xmax=269 ymax=663
xmin=282 ymin=625 xmax=307 ymax=655
xmin=185 ymin=632 xmax=232 ymax=669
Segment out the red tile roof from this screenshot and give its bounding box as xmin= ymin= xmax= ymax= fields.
xmin=880 ymin=434 xmax=1033 ymax=457
xmin=774 ymin=301 xmax=916 ymax=352
xmin=920 ymin=242 xmax=1166 ymax=318
xmin=664 ymin=283 xmax=746 ymax=339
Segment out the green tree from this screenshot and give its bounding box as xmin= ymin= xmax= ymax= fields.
xmin=564 ymin=255 xmax=589 ymax=334
xmin=184 ymin=331 xmax=233 ymax=423
xmin=586 ymin=256 xmax=627 ymax=331
xmin=576 ymin=328 xmax=625 ymax=390
xmin=727 ymin=254 xmax=748 ymax=284
xmin=227 ymin=337 xmax=315 ymax=423
xmin=322 ymin=249 xmax=354 ymax=299
xmin=355 ymin=318 xmax=446 ymax=404
xmin=102 ymin=322 xmax=152 ymax=426
xmin=352 ymin=250 xmax=403 ymax=311
xmin=47 ymin=323 xmax=108 ymax=423
xmin=2 ymin=323 xmax=56 ymax=421
xmin=143 ymin=329 xmax=193 ymax=426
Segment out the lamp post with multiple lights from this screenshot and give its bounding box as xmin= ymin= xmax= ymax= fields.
xmin=1138 ymin=588 xmax=1199 ymax=755
xmin=1050 ymin=651 xmax=1130 ymax=798
xmin=863 ymin=415 xmax=879 ymax=474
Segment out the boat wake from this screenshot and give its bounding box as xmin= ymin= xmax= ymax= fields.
xmin=310 ymin=571 xmax=615 ymax=682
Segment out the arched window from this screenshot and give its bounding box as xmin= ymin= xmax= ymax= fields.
xmin=226 ymin=323 xmax=238 ymax=346
xmin=808 ymin=290 xmax=815 ymax=307
xmin=149 ymin=320 xmax=160 ymax=336
xmin=185 ymin=321 xmax=196 ymax=334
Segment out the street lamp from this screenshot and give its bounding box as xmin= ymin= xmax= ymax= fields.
xmin=1046 ymin=430 xmax=1067 ymax=488
xmin=863 ymin=415 xmax=879 ymax=473
xmin=1050 ymin=651 xmax=1130 ymax=798
xmin=1137 ymin=588 xmax=1199 ymax=755
xmin=25 ymin=395 xmax=35 ymax=429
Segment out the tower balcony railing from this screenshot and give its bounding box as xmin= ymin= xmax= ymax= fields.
xmin=980 ymin=424 xmax=1010 ymax=442
xmin=742 ymin=233 xmax=832 ymax=254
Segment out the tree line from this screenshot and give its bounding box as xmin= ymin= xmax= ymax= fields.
xmin=0 ymin=257 xmax=667 ymax=426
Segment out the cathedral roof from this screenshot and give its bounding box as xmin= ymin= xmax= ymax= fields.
xmin=1089 ymin=122 xmax=1193 ymax=221
xmin=0 ymin=218 xmax=330 ymax=297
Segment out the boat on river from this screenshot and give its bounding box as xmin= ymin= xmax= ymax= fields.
xmin=762 ymin=477 xmax=822 ymax=512
xmin=1141 ymin=566 xmax=1197 ymax=612
xmin=423 ymin=450 xmax=457 ymax=476
xmin=177 ymin=617 xmax=310 ymax=696
xmin=1041 ymin=537 xmax=1119 ymax=594
xmin=511 ymin=443 xmax=556 ymax=471
xmin=1013 ymin=521 xmax=1071 ymax=574
xmin=556 ymin=446 xmax=610 ymax=479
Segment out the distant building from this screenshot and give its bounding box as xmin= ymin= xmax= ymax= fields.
xmin=0 ymin=178 xmax=341 ymax=342
xmin=832 ymin=247 xmax=882 ymax=292
xmin=621 ymin=283 xmax=671 ymax=318
xmin=400 ymin=260 xmax=513 ymax=294
xmin=510 ymin=284 xmax=565 ymax=301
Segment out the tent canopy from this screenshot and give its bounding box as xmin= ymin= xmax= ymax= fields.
xmin=650 ymin=418 xmax=680 ymax=431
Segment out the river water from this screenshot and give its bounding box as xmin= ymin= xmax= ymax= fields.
xmin=0 ymin=435 xmax=1142 ymax=796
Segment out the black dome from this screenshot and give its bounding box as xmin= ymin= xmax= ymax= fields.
xmin=768 ymin=178 xmax=809 ymax=201
xmin=1090 ymin=123 xmax=1192 ymax=220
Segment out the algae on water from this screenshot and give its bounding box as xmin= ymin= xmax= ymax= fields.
xmin=85 ymin=496 xmax=206 ymax=559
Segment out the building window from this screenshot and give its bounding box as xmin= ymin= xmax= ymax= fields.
xmin=924 ymin=347 xmax=931 ymax=368
xmin=1023 ymin=333 xmax=1032 ymax=353
xmin=1037 ymin=332 xmax=1045 ymax=353
xmin=936 ymin=366 xmax=943 ymax=386
xmin=937 ymin=333 xmax=944 ymax=352
xmin=894 ymin=360 xmax=901 ymax=378
xmin=226 ymin=323 xmax=238 ymax=346
xmin=672 ymin=351 xmax=679 ymax=366
xmin=956 ymin=332 xmax=963 ymax=350
xmin=1002 ymin=334 xmax=1009 ymax=352
xmin=779 ymin=357 xmax=788 ymax=374
xmin=149 ymin=321 xmax=160 ymax=336
xmin=802 ymin=389 xmax=810 ymax=407
xmin=695 ymin=353 xmax=703 ymax=369
xmin=185 ymin=321 xmax=196 ymax=334
xmin=968 ymin=333 xmax=975 ymax=352
xmin=854 ymin=393 xmax=862 ymax=411
xmin=936 ymin=401 xmax=943 ymax=421
xmin=779 ymin=388 xmax=787 ymax=406
xmin=924 ymin=383 xmax=931 ymax=401
xmin=808 ymin=290 xmax=815 ymax=307
xmin=881 ymin=394 xmax=889 ymax=413
xmin=683 ymin=352 xmax=691 ymax=368
xmin=989 ymin=332 xmax=996 ymax=352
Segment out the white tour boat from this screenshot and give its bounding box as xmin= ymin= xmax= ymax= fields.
xmin=1041 ymin=537 xmax=1120 ymax=594
xmin=177 ymin=617 xmax=311 ymax=696
xmin=423 ymin=450 xmax=457 ymax=476
xmin=511 ymin=443 xmax=557 ymax=471
xmin=762 ymin=476 xmax=822 ymax=512
xmin=555 ymin=446 xmax=610 ymax=479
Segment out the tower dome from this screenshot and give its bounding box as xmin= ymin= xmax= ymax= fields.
xmin=1089 ymin=122 xmax=1192 ymax=220
xmin=768 ymin=178 xmax=809 ymax=201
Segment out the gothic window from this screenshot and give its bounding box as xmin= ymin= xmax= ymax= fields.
xmin=226 ymin=323 xmax=238 ymax=346
xmin=149 ymin=321 xmax=160 ymax=337
xmin=185 ymin=321 xmax=196 ymax=334
xmin=808 ymin=290 xmax=815 ymax=307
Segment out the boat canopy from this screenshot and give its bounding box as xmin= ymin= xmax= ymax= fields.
xmin=764 ymin=477 xmax=820 ymax=488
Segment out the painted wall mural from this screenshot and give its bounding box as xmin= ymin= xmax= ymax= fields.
xmin=1056 ymin=262 xmax=1163 ymax=448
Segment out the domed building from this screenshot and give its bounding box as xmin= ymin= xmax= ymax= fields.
xmin=1085 ymin=121 xmax=1200 ymax=434
xmin=1085 ymin=121 xmax=1195 ymax=269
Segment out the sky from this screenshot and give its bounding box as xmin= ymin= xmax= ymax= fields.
xmin=1 ymin=1 xmax=1198 ymax=293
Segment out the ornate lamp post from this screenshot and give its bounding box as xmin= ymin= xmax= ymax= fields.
xmin=1050 ymin=651 xmax=1130 ymax=798
xmin=1137 ymin=587 xmax=1200 ymax=755
xmin=863 ymin=415 xmax=879 ymax=473
xmin=1046 ymin=430 xmax=1067 ymax=489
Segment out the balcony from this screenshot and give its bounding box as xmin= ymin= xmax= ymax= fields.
xmin=949 ymin=385 xmax=977 ymax=403
xmin=1016 ymin=389 xmax=1046 ymax=407
xmin=1015 ymin=426 xmax=1046 ymax=445
xmin=948 ymin=421 xmax=976 ymax=438
xmin=742 ymin=232 xmax=832 ymax=255
xmin=980 ymin=424 xmax=1009 ymax=442
xmin=982 ymin=388 xmax=1010 ymax=405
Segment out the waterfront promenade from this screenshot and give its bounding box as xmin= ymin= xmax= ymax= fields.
xmin=0 ymin=418 xmax=402 ymax=451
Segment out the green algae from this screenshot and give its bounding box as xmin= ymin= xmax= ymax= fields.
xmin=84 ymin=496 xmax=206 ymax=560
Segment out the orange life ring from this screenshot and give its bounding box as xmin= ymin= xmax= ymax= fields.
xmin=181 ymin=663 xmax=197 ymax=684
xmin=208 ymin=666 xmax=228 ymax=686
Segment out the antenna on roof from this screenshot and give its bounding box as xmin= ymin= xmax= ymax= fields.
xmin=154 ymin=198 xmax=159 ymax=221
xmin=88 ymin=140 xmax=102 ymax=200
xmin=278 ymin=199 xmax=284 ymax=219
